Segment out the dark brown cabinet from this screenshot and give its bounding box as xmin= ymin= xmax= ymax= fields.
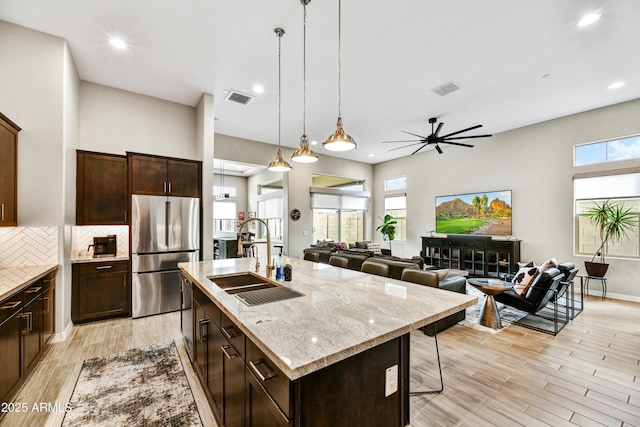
xmin=128 ymin=152 xmax=201 ymax=198
xmin=0 ymin=112 xmax=20 ymax=227
xmin=76 ymin=150 xmax=128 ymax=225
xmin=0 ymin=269 xmax=57 ymax=403
xmin=421 ymin=236 xmax=521 ymax=277
xmin=72 ymin=261 xmax=129 ymax=323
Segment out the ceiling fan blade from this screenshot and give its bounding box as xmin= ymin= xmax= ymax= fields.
xmin=411 ymin=145 xmax=427 ymax=155
xmin=441 ymin=141 xmax=474 ymax=148
xmin=387 ymin=142 xmax=425 ymax=152
xmin=440 ymin=124 xmax=482 ymax=139
xmin=435 ymin=144 xmax=443 ymax=154
xmin=434 ymin=122 xmax=444 ymax=138
xmin=381 ymin=139 xmax=422 ymax=143
xmin=401 ymin=130 xmax=429 ymax=139
xmin=444 ymin=134 xmax=492 ymax=140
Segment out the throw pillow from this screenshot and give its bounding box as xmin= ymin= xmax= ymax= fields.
xmin=517 ymin=261 xmax=535 ymax=268
xmin=537 ymin=258 xmax=558 ymax=272
xmin=511 ymin=266 xmax=539 ymax=295
xmin=366 ymin=242 xmax=382 ymax=255
xmin=335 ymin=242 xmax=347 ymax=250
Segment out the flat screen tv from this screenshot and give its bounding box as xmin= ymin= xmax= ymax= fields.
xmin=435 ymin=190 xmax=512 ymax=236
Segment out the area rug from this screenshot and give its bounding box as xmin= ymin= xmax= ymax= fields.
xmin=62 ymin=340 xmax=202 ymax=427
xmin=461 ymin=284 xmax=526 ymax=334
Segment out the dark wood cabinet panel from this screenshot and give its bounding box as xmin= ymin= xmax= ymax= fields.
xmin=128 ymin=152 xmax=201 ymax=197
xmin=0 ymin=269 xmax=57 ymax=406
xmin=246 ymin=370 xmax=292 ymax=427
xmin=0 ymin=113 xmax=20 ymax=227
xmin=0 ymin=314 xmax=22 ymax=403
xmin=72 ymin=261 xmax=129 ymax=323
xmin=76 ymin=151 xmax=128 ymax=225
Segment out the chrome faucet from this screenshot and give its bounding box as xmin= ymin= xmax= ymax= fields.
xmin=237 ymin=218 xmax=273 ymax=278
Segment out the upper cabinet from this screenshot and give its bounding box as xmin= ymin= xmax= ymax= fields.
xmin=128 ymin=152 xmax=201 ymax=198
xmin=0 ymin=113 xmax=21 ymax=227
xmin=76 ymin=151 xmax=129 ymax=225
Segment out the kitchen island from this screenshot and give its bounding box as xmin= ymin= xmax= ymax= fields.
xmin=179 ymin=258 xmax=476 ymax=427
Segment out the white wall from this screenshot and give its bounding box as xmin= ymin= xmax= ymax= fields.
xmin=373 ymin=98 xmax=640 ymax=301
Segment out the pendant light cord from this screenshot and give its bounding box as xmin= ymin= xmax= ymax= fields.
xmin=278 ymin=29 xmax=282 ymax=148
xmin=303 ymin=3 xmax=307 ymax=135
xmin=338 ymin=0 xmax=342 ymax=118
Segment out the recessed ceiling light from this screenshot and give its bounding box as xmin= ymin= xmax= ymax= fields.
xmin=310 ymin=140 xmax=318 ymax=145
xmin=578 ymin=12 xmax=601 ymax=27
xmin=252 ymin=85 xmax=265 ymax=94
xmin=608 ymin=81 xmax=625 ymax=89
xmin=368 ymin=154 xmax=374 ymax=157
xmin=109 ymin=38 xmax=127 ymax=49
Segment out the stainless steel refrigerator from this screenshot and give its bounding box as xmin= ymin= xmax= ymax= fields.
xmin=131 ymin=195 xmax=200 ymax=318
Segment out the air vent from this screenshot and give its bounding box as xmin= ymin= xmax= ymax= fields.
xmin=431 ymin=81 xmax=461 ymax=97
xmin=225 ymin=90 xmax=253 ymax=105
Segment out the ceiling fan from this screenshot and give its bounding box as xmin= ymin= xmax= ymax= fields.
xmin=381 ymin=117 xmax=492 ymax=155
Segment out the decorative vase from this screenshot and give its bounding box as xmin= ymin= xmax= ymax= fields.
xmin=584 ymin=261 xmax=609 ymax=277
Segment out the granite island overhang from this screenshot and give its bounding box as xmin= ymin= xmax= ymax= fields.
xmin=179 ymin=257 xmax=476 ymax=381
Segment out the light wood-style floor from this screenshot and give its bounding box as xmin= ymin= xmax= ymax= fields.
xmin=2 ymin=295 xmax=639 ymax=427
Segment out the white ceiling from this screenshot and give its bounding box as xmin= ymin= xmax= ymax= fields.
xmin=2 ymin=0 xmax=639 ymax=164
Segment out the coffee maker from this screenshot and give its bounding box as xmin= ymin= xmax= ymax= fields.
xmin=88 ymin=235 xmax=117 ymax=258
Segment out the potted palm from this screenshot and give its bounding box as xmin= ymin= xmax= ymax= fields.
xmin=376 ymin=214 xmax=397 ymax=253
xmin=584 ymin=200 xmax=637 ymax=277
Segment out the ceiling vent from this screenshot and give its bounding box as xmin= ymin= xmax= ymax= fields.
xmin=431 ymin=81 xmax=461 ymax=97
xmin=225 ymin=90 xmax=253 ymax=105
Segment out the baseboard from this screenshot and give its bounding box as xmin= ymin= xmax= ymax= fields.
xmin=580 ymin=290 xmax=640 ymax=304
xmin=50 ymin=320 xmax=73 ymax=343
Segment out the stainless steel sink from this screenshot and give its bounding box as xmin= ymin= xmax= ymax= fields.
xmin=208 ymin=272 xmax=304 ymax=305
xmin=208 ymin=272 xmax=278 ymax=294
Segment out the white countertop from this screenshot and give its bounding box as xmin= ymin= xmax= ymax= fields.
xmin=179 ymin=258 xmax=476 ymax=380
xmin=70 ymin=255 xmax=129 ymax=264
xmin=0 ymin=265 xmax=59 ymax=301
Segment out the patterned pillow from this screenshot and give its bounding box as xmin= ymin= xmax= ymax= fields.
xmin=537 ymin=258 xmax=558 ymax=272
xmin=511 ymin=266 xmax=539 ymax=295
xmin=366 ymin=242 xmax=382 ymax=255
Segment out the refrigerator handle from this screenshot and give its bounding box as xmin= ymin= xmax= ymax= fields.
xmin=165 ymin=200 xmax=171 ymax=248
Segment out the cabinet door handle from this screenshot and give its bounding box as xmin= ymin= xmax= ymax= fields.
xmin=168 ymin=182 xmax=172 ymax=194
xmin=248 ymin=359 xmax=276 ymax=382
xmin=21 ymin=312 xmax=33 ymax=334
xmin=199 ymin=319 xmax=209 ymax=343
xmin=1 ymin=203 xmax=4 ymax=221
xmin=96 ymin=266 xmax=113 ymax=270
xmin=1 ymin=301 xmax=21 ymax=310
xmin=25 ymin=286 xmax=42 ymax=294
xmin=43 ymin=297 xmax=50 ymax=314
xmin=221 ymin=325 xmax=240 ymax=340
xmin=221 ymin=345 xmax=239 ymax=359
xmin=21 ymin=313 xmax=28 ymax=335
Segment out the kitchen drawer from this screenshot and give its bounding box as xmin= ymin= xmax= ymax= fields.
xmin=194 ymin=286 xmax=220 ymax=327
xmin=77 ymin=260 xmax=128 ymax=275
xmin=23 ymin=282 xmax=44 ymax=305
xmin=0 ymin=291 xmax=23 ymax=325
xmin=246 ymin=339 xmax=292 ymax=419
xmin=220 ymin=312 xmax=245 ymax=360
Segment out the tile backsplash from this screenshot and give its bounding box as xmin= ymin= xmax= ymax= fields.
xmin=71 ymin=226 xmax=129 ymax=259
xmin=0 ymin=227 xmax=59 ymax=267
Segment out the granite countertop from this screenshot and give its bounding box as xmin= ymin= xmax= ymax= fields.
xmin=179 ymin=258 xmax=476 ymax=381
xmin=0 ymin=265 xmax=59 ymax=301
xmin=70 ymin=255 xmax=129 ymax=264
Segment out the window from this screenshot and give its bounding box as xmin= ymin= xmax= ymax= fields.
xmin=310 ymin=184 xmax=369 ymax=243
xmin=575 ymin=134 xmax=640 ymax=166
xmin=385 ymin=176 xmax=407 ymax=191
xmin=384 ymin=195 xmax=406 ymax=241
xmin=257 ymin=197 xmax=283 ymax=241
xmin=574 ymin=172 xmax=640 ymax=259
xmin=213 ymin=201 xmax=236 ymax=233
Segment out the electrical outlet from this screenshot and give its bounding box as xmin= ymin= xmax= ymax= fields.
xmin=385 ymin=365 xmax=398 ymax=397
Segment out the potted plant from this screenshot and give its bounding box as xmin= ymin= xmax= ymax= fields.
xmin=584 ymin=200 xmax=637 ymax=277
xmin=376 ymin=214 xmax=397 ymax=253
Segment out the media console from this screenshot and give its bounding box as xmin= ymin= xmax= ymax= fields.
xmin=420 ymin=236 xmax=521 ymax=278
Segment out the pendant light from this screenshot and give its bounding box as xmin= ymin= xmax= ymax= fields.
xmin=268 ymin=28 xmax=293 ymax=172
xmin=291 ymin=0 xmax=319 ymax=163
xmin=323 ymin=0 xmax=357 ymax=152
